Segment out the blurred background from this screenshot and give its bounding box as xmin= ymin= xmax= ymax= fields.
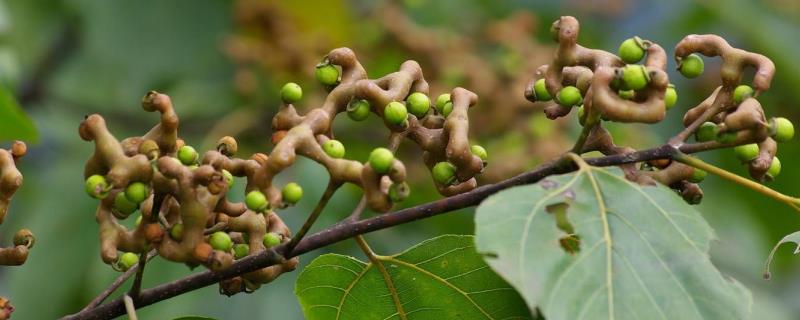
xmin=1 ymin=0 xmax=799 ymax=318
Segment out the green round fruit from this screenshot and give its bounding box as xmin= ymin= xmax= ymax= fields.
xmin=119 ymin=252 xmax=139 ymax=271
xmin=432 ymin=162 xmax=457 ymax=185
xmin=618 ymin=37 xmax=645 ymax=64
xmin=347 ymin=99 xmax=371 ymax=121
xmin=577 ymin=105 xmax=587 ymax=125
xmin=689 ymin=168 xmax=707 ymax=183
xmin=679 ymin=54 xmax=704 ymax=78
xmin=322 ymin=139 xmax=346 ymax=159
xmin=177 ymin=145 xmax=198 ymax=165
xmin=441 ymin=101 xmax=454 ymax=118
xmin=772 ymin=117 xmax=795 ymax=143
xmin=170 ymin=223 xmax=184 ymax=241
xmin=135 ymin=215 xmax=142 ymax=227
xmin=471 ymin=145 xmax=488 ymax=162
xmin=734 ymin=143 xmax=759 ymax=163
xmin=209 ymin=231 xmax=233 ymax=252
xmin=732 ymin=85 xmax=754 ymax=104
xmin=125 ymin=182 xmax=149 ymax=204
xmin=621 ymin=65 xmax=649 ymax=91
xmin=435 ymin=93 xmax=451 ymax=112
xmin=368 ymin=148 xmax=394 ymax=174
xmin=263 ymin=232 xmax=282 ymax=248
xmin=406 ymin=92 xmax=431 ymax=118
xmin=384 ymin=101 xmax=408 ymax=125
xmin=664 ymin=84 xmax=678 ymax=110
xmin=280 ymin=82 xmax=303 ymax=103
xmin=114 ymin=192 xmax=138 ymax=216
xmin=315 ymin=64 xmax=340 ymax=86
xmin=85 ymin=174 xmax=110 ymax=199
xmin=245 ymin=190 xmax=269 ymax=212
xmin=618 ymin=90 xmax=635 ymax=100
xmin=533 ymin=79 xmax=552 ymax=101
xmin=222 ymin=169 xmax=234 ymax=188
xmin=233 ymin=243 xmax=250 ymax=260
xmin=695 ymin=122 xmax=719 ymax=142
xmin=767 ymin=157 xmax=782 ymax=179
xmin=557 ymin=86 xmax=582 ymax=107
xmin=282 ymin=182 xmax=303 ymax=205
xmin=388 ymin=182 xmax=410 ymax=203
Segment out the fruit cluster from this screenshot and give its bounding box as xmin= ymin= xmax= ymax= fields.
xmin=0 ymin=141 xmax=34 ymax=267
xmin=525 ymin=16 xmax=793 ymax=203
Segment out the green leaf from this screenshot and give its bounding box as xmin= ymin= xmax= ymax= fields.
xmin=475 ymin=165 xmax=752 ymax=320
xmin=295 ymin=234 xmax=532 ymax=319
xmin=763 ymin=230 xmax=800 ymax=280
xmin=0 ymin=83 xmax=37 ymax=142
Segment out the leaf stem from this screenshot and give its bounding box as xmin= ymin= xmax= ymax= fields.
xmin=354 ymin=235 xmax=407 ymax=320
xmin=285 ymin=181 xmax=341 ymax=255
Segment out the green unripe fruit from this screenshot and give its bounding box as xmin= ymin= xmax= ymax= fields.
xmin=689 ymin=168 xmax=707 ymax=183
xmin=432 ymin=162 xmax=457 ymax=185
xmin=135 ymin=215 xmax=142 ymax=227
xmin=347 ymin=99 xmax=371 ymax=121
xmin=471 ymin=145 xmax=488 ymax=162
xmin=263 ymin=232 xmax=281 ymax=248
xmin=406 ymin=92 xmax=431 ymax=118
xmin=441 ymin=101 xmax=454 ymax=118
xmin=435 ymin=93 xmax=451 ymax=112
xmin=767 ymin=157 xmax=782 ymax=179
xmin=734 ymin=143 xmax=759 ymax=163
xmin=732 ymin=85 xmax=754 ymax=104
xmin=280 ymin=82 xmax=303 ymax=103
xmin=577 ymin=105 xmax=587 ymax=126
xmin=170 ymin=223 xmax=184 ymax=241
xmin=618 ymin=90 xmax=635 ymax=100
xmin=177 ymin=145 xmax=198 ymax=165
xmin=245 ymin=190 xmax=269 ymax=212
xmin=222 ymin=169 xmax=234 ymax=188
xmin=233 ymin=244 xmax=250 ymax=259
xmin=85 ymin=174 xmax=110 ymax=199
xmin=772 ymin=117 xmax=795 ymax=142
xmin=281 ymin=182 xmax=303 ymax=205
xmin=533 ymin=79 xmax=552 ymax=101
xmin=557 ymin=86 xmax=582 ymax=107
xmin=388 ymin=182 xmax=410 ymax=203
xmin=368 ymin=148 xmax=394 ymax=174
xmin=716 ymin=131 xmax=738 ymax=144
xmin=621 ymin=65 xmax=649 ymax=91
xmin=119 ymin=252 xmax=139 ymax=271
xmin=315 ymin=64 xmax=340 ymax=86
xmin=125 ymin=182 xmax=149 ymax=204
xmin=679 ymin=54 xmax=704 ymax=78
xmin=618 ymin=37 xmax=645 ymax=64
xmin=114 ymin=192 xmax=138 ymax=216
xmin=384 ymin=101 xmax=408 ymax=125
xmin=209 ymin=231 xmax=233 ymax=252
xmin=664 ymin=84 xmax=678 ymax=110
xmin=322 ymin=139 xmax=346 ymax=159
xmin=695 ymin=122 xmax=719 ymax=142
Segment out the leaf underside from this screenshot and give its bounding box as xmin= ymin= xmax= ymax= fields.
xmin=475 ymin=166 xmax=752 ymax=320
xmin=295 ymin=235 xmax=532 ymax=320
xmin=763 ymin=230 xmax=800 ymax=279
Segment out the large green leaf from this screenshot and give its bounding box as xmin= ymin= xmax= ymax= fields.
xmin=295 ymin=235 xmax=532 ymax=319
xmin=0 ymin=83 xmax=37 ymax=142
xmin=475 ymin=165 xmax=752 ymax=320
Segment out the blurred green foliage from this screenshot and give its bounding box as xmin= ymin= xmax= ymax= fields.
xmin=0 ymin=0 xmax=799 ymax=319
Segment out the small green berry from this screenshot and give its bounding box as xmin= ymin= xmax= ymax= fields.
xmin=125 ymin=182 xmax=149 ymax=204
xmin=280 ymin=82 xmax=303 ymax=103
xmin=695 ymin=122 xmax=719 ymax=142
xmin=368 ymin=148 xmax=394 ymax=174
xmin=222 ymin=169 xmax=234 ymax=188
xmin=177 ymin=145 xmax=198 ymax=165
xmin=732 ymin=85 xmax=754 ymax=104
xmin=767 ymin=157 xmax=782 ymax=179
xmin=315 ymin=64 xmax=340 ymax=86
xmin=322 ymin=139 xmax=346 ymax=159
xmin=135 ymin=215 xmax=142 ymax=226
xmin=170 ymin=223 xmax=184 ymax=241
xmin=533 ymin=79 xmax=552 ymax=101
xmin=347 ymin=99 xmax=371 ymax=121
xmin=664 ymin=84 xmax=678 ymax=110
xmin=618 ymin=90 xmax=635 ymax=100
xmin=679 ymin=54 xmax=704 ymax=78
xmin=388 ymin=182 xmax=410 ymax=203
xmin=716 ymin=131 xmax=738 ymax=144
xmin=734 ymin=144 xmax=759 ymax=163
xmin=772 ymin=117 xmax=794 ymax=143
xmin=432 ymin=162 xmax=457 ymax=185
xmin=263 ymin=232 xmax=281 ymax=248
xmin=384 ymin=101 xmax=408 ymax=125
xmin=471 ymin=145 xmax=488 ymax=162
xmin=577 ymin=105 xmax=587 ymax=126
xmin=618 ymin=37 xmax=645 ymax=64
xmin=119 ymin=252 xmax=139 ymax=271
xmin=85 ymin=174 xmax=110 ymax=199
xmin=281 ymin=182 xmax=303 ymax=205
xmin=621 ymin=65 xmax=649 ymax=91
xmin=406 ymin=92 xmax=431 ymax=118
xmin=441 ymin=101 xmax=454 ymax=118
xmin=557 ymin=86 xmax=582 ymax=107
xmin=233 ymin=243 xmax=250 ymax=259
xmin=114 ymin=192 xmax=138 ymax=216
xmin=245 ymin=190 xmax=269 ymax=212
xmin=689 ymin=168 xmax=707 ymax=183
xmin=435 ymin=93 xmax=451 ymax=112
xmin=209 ymin=231 xmax=233 ymax=252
